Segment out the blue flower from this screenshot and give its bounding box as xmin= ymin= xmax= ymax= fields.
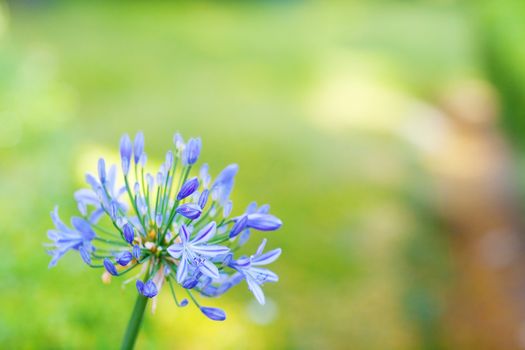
xmin=47 ymin=132 xmax=282 ymax=322
xmin=74 ymin=163 xmax=126 ymax=223
xmin=165 ymin=150 xmax=174 ymax=170
xmin=236 ymin=202 xmax=270 ymax=245
xmin=132 ymin=245 xmax=141 ymax=260
xmin=155 ymin=213 xmax=163 ymax=227
xmin=200 ymin=273 xmax=244 ymax=297
xmin=182 ymin=137 xmax=201 ymax=166
xmin=229 ymin=215 xmax=248 ymax=238
xmin=116 ymin=251 xmax=133 ymax=266
xmin=98 ymin=158 xmax=107 ymax=184
xmin=136 ymin=280 xmax=158 ymax=298
xmin=211 ymin=164 xmax=238 ymax=205
xmin=198 ymin=189 xmax=209 ymax=209
xmin=123 ymin=223 xmax=134 ymax=244
xmin=177 ymin=177 xmax=199 ymax=200
xmin=223 ymin=200 xmax=233 ymax=218
xmin=200 ymin=306 xmax=226 ymax=321
xmin=103 ymin=258 xmax=119 ymax=276
xmin=120 ymin=134 xmax=132 ymax=175
xmin=46 ymin=207 xmax=96 ymax=268
xmin=167 ymin=223 xmax=229 ymax=283
xmin=176 ymin=203 xmax=202 ymax=220
xmin=199 ymin=164 xmax=211 ymax=188
xmin=246 ymin=213 xmax=282 ymax=231
xmin=133 ymin=132 xmax=144 ymax=164
xmin=173 ymin=132 xmax=185 ymax=152
xmin=230 ymin=239 xmax=281 ymax=305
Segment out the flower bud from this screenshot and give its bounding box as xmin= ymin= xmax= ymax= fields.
xmin=177 ymin=177 xmax=199 ymax=200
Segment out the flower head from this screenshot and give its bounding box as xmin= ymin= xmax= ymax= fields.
xmin=46 ymin=132 xmax=282 ymax=321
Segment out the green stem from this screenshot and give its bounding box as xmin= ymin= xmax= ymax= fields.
xmin=120 ymin=259 xmax=153 ymax=350
xmin=120 ymin=291 xmax=148 ymax=350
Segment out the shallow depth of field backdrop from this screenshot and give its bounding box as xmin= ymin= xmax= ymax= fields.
xmin=2 ymin=0 xmax=525 ymax=349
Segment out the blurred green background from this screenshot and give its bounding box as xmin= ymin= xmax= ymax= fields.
xmin=2 ymin=0 xmax=525 ymax=349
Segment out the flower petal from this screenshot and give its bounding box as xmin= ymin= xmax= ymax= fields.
xmin=192 ymin=222 xmax=216 ymax=244
xmin=103 ymin=258 xmax=118 ymax=276
xmin=191 ymin=244 xmax=230 ymax=257
xmin=136 ymin=280 xmax=145 ymax=294
xmin=133 ymin=132 xmax=144 ymax=164
xmin=142 ymin=280 xmax=158 ymax=298
xmin=123 ymin=223 xmax=134 ymax=244
xmin=177 ymin=177 xmax=199 ymax=200
xmin=252 ymin=248 xmax=281 ymax=266
xmin=229 ymin=215 xmax=248 ymax=238
xmin=167 ymin=243 xmax=184 ymax=259
xmin=176 ymin=256 xmax=189 ymax=283
xmin=250 ymin=267 xmax=279 ymax=283
xmin=116 ymin=251 xmax=133 ymax=266
xmin=198 ymin=259 xmax=220 ymax=279
xmin=179 ymin=224 xmax=190 ymax=243
xmin=246 ymin=276 xmax=266 ymax=305
xmin=200 ymin=306 xmax=226 ymax=321
xmin=78 ymin=245 xmax=92 ymax=265
xmin=51 ymin=207 xmax=69 ymax=233
xmin=255 ymin=238 xmax=267 ymax=256
xmin=246 ymin=214 xmax=282 ymax=231
xmin=176 ymin=203 xmax=202 ymax=220
xmin=182 ymin=138 xmax=202 ymax=166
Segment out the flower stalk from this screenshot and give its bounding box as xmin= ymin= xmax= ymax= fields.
xmin=121 ymin=292 xmax=148 ymax=350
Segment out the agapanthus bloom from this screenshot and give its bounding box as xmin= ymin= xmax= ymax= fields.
xmin=46 ymin=132 xmax=282 ymax=322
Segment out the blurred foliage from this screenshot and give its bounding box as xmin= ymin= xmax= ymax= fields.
xmin=0 ymin=0 xmax=516 ymax=349
xmin=475 ymin=0 xmax=525 ymax=150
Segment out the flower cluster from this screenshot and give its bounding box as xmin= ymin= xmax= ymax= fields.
xmin=46 ymin=132 xmax=282 ymax=321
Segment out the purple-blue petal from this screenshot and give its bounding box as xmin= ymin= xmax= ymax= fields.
xmin=180 ymin=224 xmax=190 ymax=242
xmin=198 ymin=189 xmax=209 ymax=209
xmin=136 ymin=280 xmax=145 ymax=294
xmin=252 ymin=248 xmax=282 ymax=266
xmin=211 ymin=164 xmax=238 ymax=205
xmin=136 ymin=280 xmax=157 ymax=298
xmin=133 ymin=132 xmax=144 ymax=164
xmin=98 ymin=158 xmax=106 ymax=184
xmin=103 ymin=258 xmax=118 ymax=276
xmin=79 ymin=246 xmax=92 ymax=265
xmin=165 ymin=150 xmax=174 ymax=170
xmin=71 ymin=217 xmax=96 ymax=240
xmin=116 ymin=251 xmax=133 ymax=266
xmin=229 ymin=215 xmax=248 ymax=238
xmin=142 ymin=280 xmax=158 ymax=298
xmin=132 ymin=245 xmax=141 ymax=260
xmin=200 ymin=307 xmax=226 ymax=321
xmin=192 ymin=222 xmax=216 ymax=244
xmin=182 ymin=276 xmax=199 ymax=289
xmin=123 ymin=223 xmax=134 ymax=244
xmin=257 ymin=204 xmax=270 ymax=214
xmin=176 ymin=203 xmax=202 ymax=220
xmin=223 ymin=200 xmax=232 ymax=218
xmin=155 ymin=213 xmax=163 ymax=228
xmin=120 ymin=134 xmax=132 ymax=161
xmin=183 ymin=137 xmax=201 ymax=165
xmin=246 ymin=214 xmax=282 ymax=231
xmin=177 ymin=177 xmax=199 ymax=200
